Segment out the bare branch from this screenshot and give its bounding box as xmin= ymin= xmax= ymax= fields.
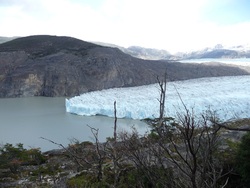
xmin=214 ymin=121 xmax=250 ymax=132
xmin=40 ymin=137 xmax=90 ymax=168
xmin=114 ymin=101 xmax=117 ymax=141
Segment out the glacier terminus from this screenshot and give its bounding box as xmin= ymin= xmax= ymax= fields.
xmin=66 ymin=75 xmax=250 ymax=121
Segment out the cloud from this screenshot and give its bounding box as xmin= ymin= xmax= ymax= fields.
xmin=0 ymin=0 xmax=250 ymax=53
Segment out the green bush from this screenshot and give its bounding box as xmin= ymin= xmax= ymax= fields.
xmin=66 ymin=172 xmax=110 ymax=188
xmin=0 ymin=143 xmax=46 ymax=174
xmin=237 ymin=132 xmax=250 ymax=186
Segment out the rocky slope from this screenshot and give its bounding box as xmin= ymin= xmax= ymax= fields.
xmin=0 ymin=35 xmax=249 ymax=98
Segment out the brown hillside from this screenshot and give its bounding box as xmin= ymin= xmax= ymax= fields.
xmin=0 ymin=35 xmax=248 ymax=97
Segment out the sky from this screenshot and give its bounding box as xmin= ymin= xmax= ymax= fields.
xmin=0 ymin=0 xmax=250 ymax=53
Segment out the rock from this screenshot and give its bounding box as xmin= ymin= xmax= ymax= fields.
xmin=0 ymin=35 xmax=249 ymax=97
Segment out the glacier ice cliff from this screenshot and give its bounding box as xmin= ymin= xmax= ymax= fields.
xmin=66 ymin=75 xmax=250 ymax=120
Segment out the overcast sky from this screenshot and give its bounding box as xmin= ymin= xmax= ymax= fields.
xmin=1 ymin=0 xmax=250 ymax=53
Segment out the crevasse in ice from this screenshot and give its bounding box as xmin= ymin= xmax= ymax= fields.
xmin=66 ymin=75 xmax=250 ymax=120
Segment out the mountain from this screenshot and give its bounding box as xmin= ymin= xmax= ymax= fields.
xmin=176 ymin=44 xmax=250 ymax=59
xmin=128 ymin=44 xmax=250 ymax=60
xmin=4 ymin=38 xmax=250 ymax=60
xmin=0 ymin=35 xmax=249 ymax=97
xmin=0 ymin=36 xmax=17 ymax=44
xmin=93 ymin=42 xmax=175 ymax=60
xmin=126 ymin=46 xmax=174 ymax=60
xmin=94 ymin=42 xmax=250 ymax=60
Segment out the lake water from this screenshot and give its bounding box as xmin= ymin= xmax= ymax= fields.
xmin=0 ymin=97 xmax=149 ymax=151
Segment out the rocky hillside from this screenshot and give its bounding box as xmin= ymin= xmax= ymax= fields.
xmin=0 ymin=35 xmax=249 ymax=98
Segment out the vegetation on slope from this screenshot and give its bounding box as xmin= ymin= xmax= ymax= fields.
xmin=0 ymin=119 xmax=249 ymax=187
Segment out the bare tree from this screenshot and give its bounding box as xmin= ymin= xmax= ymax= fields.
xmin=105 ymin=101 xmax=123 ymax=187
xmin=118 ymin=128 xmax=175 ymax=187
xmin=87 ymin=125 xmax=107 ymax=182
xmin=111 ymin=72 xmax=234 ymax=187
xmin=147 ymin=74 xmax=233 ymax=188
xmin=42 ymin=71 xmax=241 ymax=187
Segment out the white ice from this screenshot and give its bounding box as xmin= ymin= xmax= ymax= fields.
xmin=180 ymin=58 xmax=250 ymax=67
xmin=66 ymin=75 xmax=250 ymax=120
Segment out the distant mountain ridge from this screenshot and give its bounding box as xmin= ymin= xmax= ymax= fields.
xmin=93 ymin=41 xmax=250 ymax=60
xmin=124 ymin=44 xmax=250 ymax=60
xmin=3 ymin=37 xmax=250 ymax=60
xmin=179 ymin=44 xmax=250 ymax=59
xmin=0 ymin=35 xmax=249 ymax=97
xmin=93 ymin=41 xmax=175 ymax=60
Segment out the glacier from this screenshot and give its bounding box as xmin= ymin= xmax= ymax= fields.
xmin=66 ymin=75 xmax=250 ymax=120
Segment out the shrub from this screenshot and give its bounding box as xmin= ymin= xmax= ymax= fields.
xmin=0 ymin=143 xmax=46 ymax=174
xmin=237 ymin=132 xmax=250 ymax=187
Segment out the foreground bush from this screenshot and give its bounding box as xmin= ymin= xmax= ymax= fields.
xmin=0 ymin=143 xmax=46 ymax=174
xmin=237 ymin=132 xmax=250 ymax=187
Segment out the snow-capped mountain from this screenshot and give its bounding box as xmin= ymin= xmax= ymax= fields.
xmin=179 ymin=44 xmax=250 ymax=60
xmin=94 ymin=42 xmax=250 ymax=60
